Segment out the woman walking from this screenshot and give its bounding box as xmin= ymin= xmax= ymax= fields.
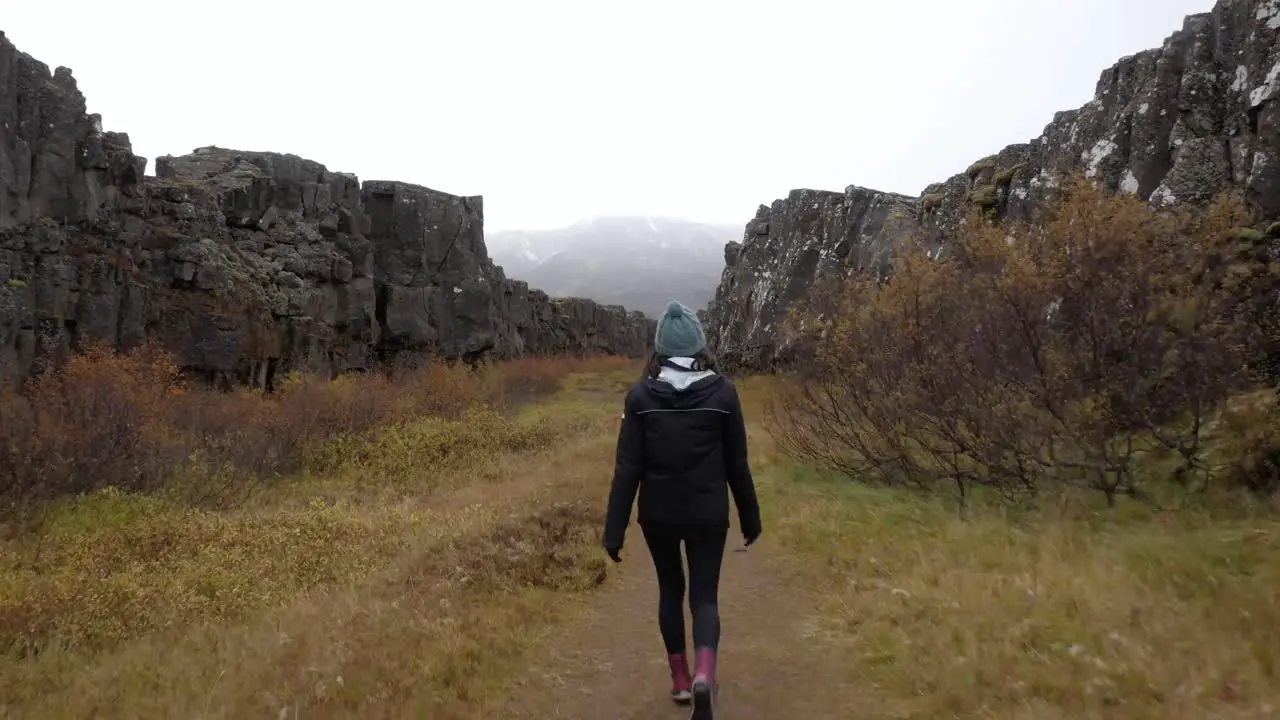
xmin=602 ymin=300 xmax=762 ymax=720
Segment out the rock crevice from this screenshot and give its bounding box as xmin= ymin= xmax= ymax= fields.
xmin=707 ymin=0 xmax=1280 ymax=371
xmin=0 ymin=31 xmax=653 ymax=388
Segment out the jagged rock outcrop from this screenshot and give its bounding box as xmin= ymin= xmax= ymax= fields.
xmin=0 ymin=31 xmax=653 ymax=389
xmin=707 ymin=0 xmax=1280 ymax=371
xmin=707 ymin=188 xmax=920 ymax=370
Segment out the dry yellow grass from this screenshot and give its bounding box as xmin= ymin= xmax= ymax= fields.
xmin=738 ymin=375 xmax=1280 ymax=719
xmin=5 ymin=366 xmax=1277 ymax=719
xmin=0 ymin=364 xmax=637 ymax=719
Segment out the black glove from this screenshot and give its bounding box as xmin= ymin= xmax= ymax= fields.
xmin=744 ymin=531 xmax=760 ymax=547
xmin=605 ymin=545 xmax=623 ymax=563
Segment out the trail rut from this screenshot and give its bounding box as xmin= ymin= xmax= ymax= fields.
xmin=488 ymin=538 xmax=860 ymax=719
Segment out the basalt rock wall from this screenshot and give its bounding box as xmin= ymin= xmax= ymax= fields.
xmin=0 ymin=31 xmax=653 ymax=389
xmin=707 ymin=0 xmax=1280 ymax=371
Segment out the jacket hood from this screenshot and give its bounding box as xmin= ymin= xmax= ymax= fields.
xmin=645 ymin=356 xmax=723 ymax=409
xmin=657 ymin=356 xmax=715 ymax=390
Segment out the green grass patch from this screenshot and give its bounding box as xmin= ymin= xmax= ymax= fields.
xmin=761 ymin=461 xmax=1280 ymax=718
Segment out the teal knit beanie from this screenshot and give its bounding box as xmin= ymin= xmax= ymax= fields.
xmin=654 ymin=300 xmax=706 ymax=357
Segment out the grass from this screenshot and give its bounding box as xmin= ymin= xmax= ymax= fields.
xmin=0 ymin=345 xmax=632 ymax=521
xmin=745 ymin=373 xmax=1280 ymax=718
xmin=4 ymin=365 xmax=1278 ymax=718
xmin=968 ymin=184 xmax=999 ymax=208
xmin=0 ymin=357 xmax=636 ymax=719
xmin=965 ymin=157 xmax=997 ymax=179
xmin=994 ymin=162 xmax=1026 ymax=187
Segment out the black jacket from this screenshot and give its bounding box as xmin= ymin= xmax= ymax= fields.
xmin=602 ymin=369 xmax=762 ymax=550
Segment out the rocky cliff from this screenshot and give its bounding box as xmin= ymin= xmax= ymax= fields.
xmin=0 ymin=31 xmax=653 ymax=389
xmin=707 ymin=0 xmax=1280 ymax=371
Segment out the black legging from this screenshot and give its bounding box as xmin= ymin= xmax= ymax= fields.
xmin=640 ymin=523 xmax=728 ymax=654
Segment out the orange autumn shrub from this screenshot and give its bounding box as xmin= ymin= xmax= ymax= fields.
xmin=0 ymin=344 xmax=186 ymax=515
xmin=770 ymin=175 xmax=1276 ymax=506
xmin=0 ymin=345 xmax=627 ymax=521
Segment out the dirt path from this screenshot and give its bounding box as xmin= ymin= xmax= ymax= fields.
xmin=488 ymin=536 xmax=860 ymax=719
xmin=6 ymin=370 xmax=863 ymax=719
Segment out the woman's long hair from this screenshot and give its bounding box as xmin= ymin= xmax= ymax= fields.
xmin=642 ymin=349 xmax=719 ymax=380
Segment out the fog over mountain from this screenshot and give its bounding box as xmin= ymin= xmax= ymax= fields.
xmin=486 ymin=216 xmax=737 ymax=319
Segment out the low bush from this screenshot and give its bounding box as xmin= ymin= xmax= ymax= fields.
xmin=771 ymin=174 xmax=1280 ymax=506
xmin=0 ymin=345 xmax=629 ymax=524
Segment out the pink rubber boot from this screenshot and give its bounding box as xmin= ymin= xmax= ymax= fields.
xmin=667 ymin=653 xmax=692 ymax=703
xmin=690 ymin=647 xmax=716 ymax=720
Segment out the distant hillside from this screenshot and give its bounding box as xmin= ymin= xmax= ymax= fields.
xmin=487 ymin=216 xmax=737 ymax=319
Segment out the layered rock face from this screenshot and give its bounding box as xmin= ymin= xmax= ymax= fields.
xmin=0 ymin=31 xmax=652 ymax=389
xmin=707 ymin=0 xmax=1280 ymax=371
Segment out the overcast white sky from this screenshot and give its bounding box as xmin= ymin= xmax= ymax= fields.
xmin=7 ymin=0 xmax=1211 ymax=232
